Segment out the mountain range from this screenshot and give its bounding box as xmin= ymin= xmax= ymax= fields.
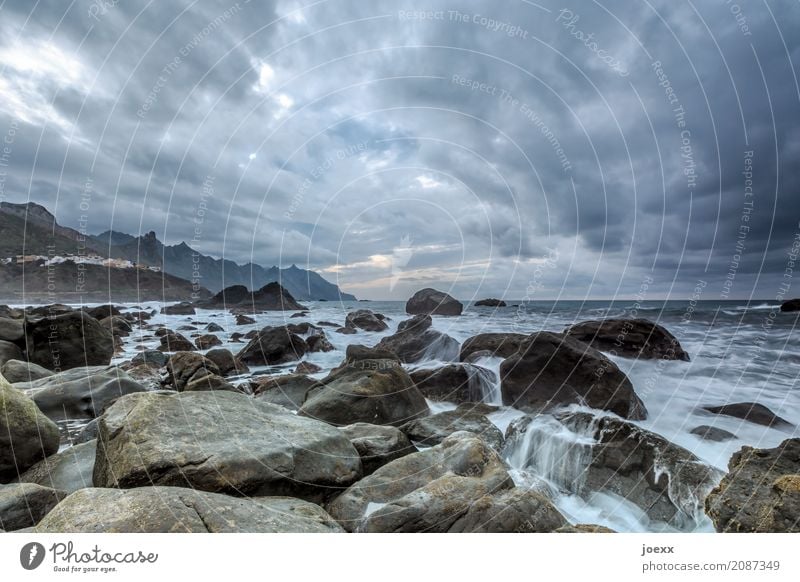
xmin=0 ymin=201 xmax=356 ymax=301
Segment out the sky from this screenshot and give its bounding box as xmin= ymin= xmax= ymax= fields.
xmin=0 ymin=0 xmax=798 ymax=301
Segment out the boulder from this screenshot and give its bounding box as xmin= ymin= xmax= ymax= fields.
xmin=0 ymin=377 xmax=61 ymax=482
xmin=499 ymin=332 xmax=647 ymax=420
xmin=35 ymin=487 xmax=344 ymax=533
xmin=335 ymin=327 xmax=357 ymax=335
xmin=84 ymin=304 xmax=122 ymax=320
xmin=0 ymin=483 xmax=66 ymax=531
xmin=448 ymin=488 xmax=566 ymax=532
xmin=74 ymin=419 xmax=99 ymax=445
xmin=459 ymin=333 xmax=527 ymax=362
xmin=1 ymin=360 xmax=53 ymax=383
xmin=410 ymin=363 xmax=497 ymax=403
xmin=555 ymin=524 xmax=617 ymax=533
xmin=164 ymin=352 xmax=221 ymax=392
xmin=327 ymin=433 xmax=513 ymax=532
xmin=780 ymin=298 xmax=800 ymax=312
xmin=702 ymin=402 xmax=794 ymax=429
xmin=236 ymin=326 xmax=307 ymax=366
xmin=474 ymin=298 xmax=507 ymax=307
xmin=299 ymin=361 xmax=429 ymax=427
xmin=307 ymin=332 xmax=335 ymax=353
xmin=375 ymin=314 xmax=459 ymax=363
xmin=295 ymin=361 xmax=322 ymax=374
xmin=0 ymin=340 xmax=24 ymax=367
xmin=93 ymin=391 xmax=363 ymax=500
xmin=158 ymin=332 xmax=196 ymax=352
xmin=706 ymin=438 xmax=800 ymax=532
xmin=17 ymin=440 xmax=96 ymax=494
xmin=130 ymin=350 xmax=169 ymax=369
xmin=401 ymin=405 xmax=504 ymax=451
xmin=339 ymin=344 xmax=400 ymax=368
xmin=690 ymin=425 xmax=737 ymax=442
xmin=406 ymin=288 xmax=463 ymax=316
xmin=339 ymin=423 xmax=416 ymax=475
xmin=194 ymin=334 xmax=222 ymax=350
xmin=205 ymin=322 xmax=224 ymax=332
xmin=184 ymin=374 xmax=241 ymax=393
xmin=345 ymin=309 xmax=388 ymax=332
xmin=20 ymin=366 xmax=147 ymax=420
xmin=290 ymin=311 xmax=309 ymax=318
xmin=565 ymin=318 xmax=689 ymax=361
xmin=0 ymin=317 xmax=24 ymax=342
xmin=160 ymin=302 xmax=196 ymax=315
xmin=253 ymin=374 xmax=320 ymax=411
xmin=202 ymin=285 xmax=252 ymax=308
xmin=235 ymin=314 xmax=256 ymax=325
xmin=99 ymin=315 xmax=133 ymax=338
xmin=204 ymin=348 xmax=249 ymax=376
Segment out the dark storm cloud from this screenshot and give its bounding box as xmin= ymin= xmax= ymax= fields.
xmin=0 ymin=0 xmax=797 ymax=299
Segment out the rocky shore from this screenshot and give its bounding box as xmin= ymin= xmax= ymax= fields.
xmin=1 ymin=287 xmax=798 ymax=533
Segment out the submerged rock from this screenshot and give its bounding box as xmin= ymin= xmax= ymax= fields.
xmin=702 ymin=402 xmax=794 ymax=429
xmin=0 ymin=483 xmax=66 ymax=531
xmin=375 ymin=314 xmax=459 ymax=363
xmin=705 ymin=438 xmax=800 ymax=532
xmin=565 ymin=318 xmax=689 ymax=361
xmin=690 ymin=425 xmax=737 ymax=442
xmin=35 ymin=487 xmax=344 ymax=533
xmin=500 ymin=332 xmax=647 ymax=420
xmin=406 ymin=288 xmax=463 ymax=316
xmin=24 ymin=312 xmax=114 ymax=370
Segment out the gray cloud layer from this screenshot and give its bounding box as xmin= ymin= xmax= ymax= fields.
xmin=0 ymin=0 xmax=797 ymax=300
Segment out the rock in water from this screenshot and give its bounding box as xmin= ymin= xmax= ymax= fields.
xmin=339 ymin=423 xmax=417 ymax=476
xmin=298 ymin=361 xmax=429 ymax=427
xmin=17 ymin=440 xmax=96 ymax=494
xmin=565 ymin=318 xmax=689 ymax=361
xmin=500 ymin=332 xmax=647 ymax=419
xmin=204 ymin=348 xmax=249 ymax=376
xmin=406 ymin=288 xmax=463 ymax=316
xmin=328 ymin=432 xmax=514 ymax=532
xmin=0 ymin=483 xmax=66 ymax=531
xmin=690 ymin=425 xmax=737 ymax=442
xmin=401 ymin=406 xmax=504 ymax=451
xmin=194 ymin=334 xmax=222 ymax=350
xmin=160 ymin=302 xmax=196 ymax=315
xmin=702 ymin=402 xmax=794 ymax=429
xmin=158 ymin=332 xmax=195 ymax=352
xmin=253 ymin=374 xmax=320 ymax=411
xmin=0 ymin=376 xmax=61 ymax=482
xmin=93 ymin=391 xmax=362 ymax=500
xmin=164 ymin=352 xmax=220 ymax=391
xmin=780 ymin=298 xmax=800 ymax=312
xmin=705 ymin=438 xmax=800 ymax=532
xmin=35 ymin=487 xmax=344 ymax=533
xmin=459 ymin=333 xmax=527 ymax=361
xmin=474 ymin=298 xmax=507 ymax=307
xmin=448 ymin=489 xmax=566 ymax=533
xmin=375 ymin=314 xmax=459 ymax=363
xmin=409 ymin=363 xmax=497 ymax=403
xmin=236 ymin=326 xmax=307 ymax=366
xmin=345 ymin=309 xmax=388 ymax=332
xmin=24 ymin=312 xmax=114 ymax=370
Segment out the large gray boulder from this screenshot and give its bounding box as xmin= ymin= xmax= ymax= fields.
xmin=19 ymin=366 xmax=147 ymax=420
xmin=339 ymin=423 xmax=416 ymax=475
xmin=375 ymin=315 xmax=459 ymax=363
xmin=1 ymin=360 xmax=53 ymax=383
xmin=406 ymin=288 xmax=463 ymax=316
xmin=205 ymin=348 xmax=249 ymax=376
xmin=410 ymin=363 xmax=497 ymax=403
xmin=253 ymin=373 xmax=321 ymax=411
xmin=565 ymin=318 xmax=690 ymax=361
xmin=328 ymin=432 xmax=514 ymax=532
xmin=299 ymin=361 xmax=429 ymax=427
xmin=93 ymin=391 xmax=363 ymax=501
xmin=236 ymin=326 xmax=307 ymax=366
xmin=0 ymin=376 xmax=61 ymax=482
xmin=459 ymin=333 xmax=527 ymax=362
xmin=17 ymin=440 xmax=96 ymax=494
xmin=0 ymin=483 xmax=66 ymax=531
xmin=345 ymin=309 xmax=388 ymax=332
xmin=24 ymin=312 xmax=114 ymax=370
xmin=448 ymin=488 xmax=567 ymax=533
xmin=499 ymin=332 xmax=647 ymax=420
xmin=705 ymin=438 xmax=800 ymax=532
xmin=401 ymin=405 xmax=504 ymax=451
xmin=35 ymin=487 xmax=344 ymax=533
xmin=163 ymin=352 xmax=221 ymax=392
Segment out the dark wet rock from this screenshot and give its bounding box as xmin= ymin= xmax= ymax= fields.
xmin=20 ymin=366 xmax=147 ymax=421
xmin=0 ymin=317 xmax=24 ymax=342
xmin=449 ymin=488 xmax=566 ymax=532
xmin=780 ymin=298 xmax=800 ymax=312
xmin=306 ymin=332 xmax=334 ymax=353
xmin=328 ymin=433 xmax=513 ymax=532
xmin=176 ymin=325 xmax=197 ymax=332
xmin=130 ymin=349 xmax=169 ymax=369
xmin=339 ymin=423 xmax=416 ymax=476
xmin=93 ymin=391 xmax=362 ymax=501
xmin=158 ymin=332 xmax=196 ymax=352
xmin=17 ymin=440 xmax=96 ymax=494
xmin=244 ymin=329 xmax=258 ymax=339
xmin=0 ymin=483 xmax=66 ymax=531
xmin=0 ymin=305 xmax=24 ymax=319
xmin=121 ymin=364 xmax=162 ymax=391
xmin=194 ymin=334 xmax=222 ymax=350
xmin=339 ymin=344 xmax=401 ymax=368
xmin=317 ymin=321 xmax=340 ymax=328
xmin=299 ymin=361 xmax=429 ymax=427
xmin=500 ymin=332 xmax=647 ymax=420
xmin=204 ymin=348 xmax=249 ymax=376
xmin=409 ymin=363 xmax=497 ymax=404
xmin=35 ymin=487 xmax=344 ymax=533
xmin=474 ymin=298 xmax=507 ymax=307
xmin=202 ymin=285 xmax=252 ymax=307
xmin=99 ymin=315 xmax=133 ymax=338
xmin=290 ymin=311 xmax=309 ymax=318
xmin=702 ymin=402 xmax=794 ymax=429
xmin=184 ymin=374 xmax=241 ymax=393
xmin=24 ymin=312 xmax=114 ymax=370
xmin=252 ymin=374 xmax=320 ymax=411
xmin=295 ymin=361 xmax=322 ymax=374
xmin=230 ymin=332 xmax=245 ymax=342
xmin=164 ymin=352 xmax=220 ymax=392
xmin=2 ymin=359 xmax=53 ymax=383
xmin=84 ymin=304 xmax=122 ymax=321
xmin=286 ymin=322 xmax=320 ymax=335
xmin=154 ymin=327 xmax=170 ymax=337
xmin=231 ymin=282 xmax=305 ymax=313
xmin=690 ymin=425 xmax=737 ymax=442
xmin=0 ymin=378 xmax=61 ymax=482
xmin=566 ymin=318 xmax=689 ymax=361
xmin=235 ymin=314 xmax=256 ymax=325
xmin=161 ymin=302 xmax=196 ymax=315
xmin=459 ymin=332 xmax=527 ymax=362
xmin=706 ymin=438 xmax=800 ymax=532
xmin=335 ymin=326 xmax=357 ymax=335
xmin=406 ymin=288 xmax=463 ymax=316
xmin=236 ymin=326 xmax=307 ymax=366
xmin=74 ymin=419 xmax=99 ymax=445
xmin=401 ymin=405 xmax=504 ymax=451
xmin=345 ymin=309 xmax=388 ymax=332
xmin=375 ymin=314 xmax=459 ymax=364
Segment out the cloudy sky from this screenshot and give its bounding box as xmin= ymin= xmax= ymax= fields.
xmin=0 ymin=0 xmax=798 ymax=301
